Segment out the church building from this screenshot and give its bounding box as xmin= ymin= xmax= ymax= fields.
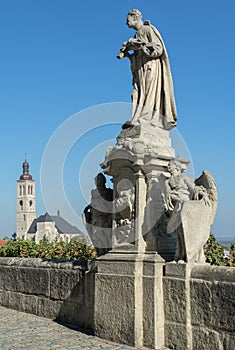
xmin=16 ymin=160 xmax=83 ymax=243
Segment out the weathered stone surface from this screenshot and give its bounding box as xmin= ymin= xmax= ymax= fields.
xmin=50 ymin=269 xmax=83 ymax=300
xmin=0 ymin=266 xmax=18 ymax=291
xmin=7 ymin=290 xmax=21 ymax=311
xmin=0 ymin=258 xmax=94 ymax=331
xmin=0 ymin=289 xmax=9 ymax=308
xmin=212 ymin=281 xmax=235 ymax=332
xmin=17 ymin=267 xmax=50 ymax=296
xmin=191 ymin=264 xmax=235 ymax=283
xmin=83 ymin=306 xmax=95 ymax=330
xmin=0 ymin=257 xmax=88 ymax=270
xmin=163 ymin=277 xmax=186 ymax=323
xmin=84 ymin=269 xmax=95 ymax=329
xmin=222 ymin=332 xmax=235 ymax=350
xmin=192 ymin=327 xmax=223 ymax=350
xmin=19 ymin=293 xmax=38 ymax=314
xmin=143 ymin=257 xmax=165 ymax=349
xmin=143 ymin=276 xmax=164 ymax=349
xmin=165 ymin=322 xmax=187 ymax=350
xmin=96 ymin=260 xmax=136 ymax=275
xmin=164 ymin=261 xmax=188 ymax=278
xmin=37 ymin=297 xmax=63 ymax=319
xmin=191 ymin=280 xmax=213 ymax=326
xmin=95 ymin=273 xmax=135 ymax=345
xmin=55 ymin=300 xmax=86 ymax=327
xmin=1 ymin=256 xmax=235 ymax=350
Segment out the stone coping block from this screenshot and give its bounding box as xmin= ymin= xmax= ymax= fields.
xmin=191 ymin=265 xmax=235 ymax=283
xmin=0 ymin=257 xmax=95 ymax=270
xmin=165 ymin=262 xmax=235 ymax=282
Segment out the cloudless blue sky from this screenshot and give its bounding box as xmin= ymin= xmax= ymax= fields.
xmin=0 ymin=0 xmax=235 ymax=240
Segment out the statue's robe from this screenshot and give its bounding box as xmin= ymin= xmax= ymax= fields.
xmin=130 ymin=21 xmax=177 ymax=130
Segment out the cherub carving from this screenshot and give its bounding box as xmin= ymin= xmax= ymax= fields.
xmin=165 ymin=159 xmax=218 ymax=262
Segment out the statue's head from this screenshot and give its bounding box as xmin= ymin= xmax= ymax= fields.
xmin=168 ymin=159 xmax=183 ymax=175
xmin=95 ymin=173 xmax=106 ymax=188
xmin=126 ymin=9 xmax=143 ymax=29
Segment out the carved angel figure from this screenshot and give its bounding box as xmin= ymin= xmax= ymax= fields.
xmin=165 ymin=159 xmax=218 ymax=262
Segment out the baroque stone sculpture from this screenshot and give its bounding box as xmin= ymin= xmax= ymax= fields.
xmin=165 ymin=160 xmax=217 ymax=262
xmin=117 ymin=9 xmax=177 ymax=130
xmin=83 ymin=173 xmax=113 ymax=256
xmin=83 ymin=9 xmax=218 ymax=263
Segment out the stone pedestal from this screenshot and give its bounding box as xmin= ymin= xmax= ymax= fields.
xmin=94 ymin=250 xmax=167 ymax=349
xmin=100 ymin=124 xmax=186 ymax=258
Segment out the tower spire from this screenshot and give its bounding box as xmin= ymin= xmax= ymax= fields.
xmin=16 ymin=159 xmax=36 ymax=239
xmin=20 ymin=159 xmax=32 ymax=180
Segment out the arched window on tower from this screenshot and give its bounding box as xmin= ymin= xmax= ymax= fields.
xmin=29 ymin=200 xmax=33 ymax=207
xmin=31 ymin=185 xmax=33 ymax=195
xmin=19 ymin=185 xmax=22 ymax=196
xmin=19 ymin=200 xmax=23 ymax=210
xmin=23 ymin=186 xmax=26 ymax=195
xmin=28 ymin=185 xmax=30 ymax=195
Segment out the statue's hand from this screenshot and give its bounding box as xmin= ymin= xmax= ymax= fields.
xmin=126 ymin=38 xmax=144 ymax=50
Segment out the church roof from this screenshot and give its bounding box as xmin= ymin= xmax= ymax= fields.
xmin=27 ymin=213 xmax=82 ymax=235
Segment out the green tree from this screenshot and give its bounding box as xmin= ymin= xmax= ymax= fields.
xmin=229 ymin=240 xmax=235 ymax=266
xmin=204 ymin=233 xmax=225 ymax=266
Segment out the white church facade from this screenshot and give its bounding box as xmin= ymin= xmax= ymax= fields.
xmin=16 ymin=160 xmax=83 ymax=243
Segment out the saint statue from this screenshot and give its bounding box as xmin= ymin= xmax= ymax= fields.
xmin=117 ymin=9 xmax=177 ymax=130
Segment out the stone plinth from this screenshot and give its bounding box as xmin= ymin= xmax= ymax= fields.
xmin=94 ymin=250 xmax=166 ymax=349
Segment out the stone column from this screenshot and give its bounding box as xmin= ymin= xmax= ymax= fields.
xmin=142 ymin=253 xmax=166 ymax=349
xmin=134 ymin=169 xmax=147 ymax=252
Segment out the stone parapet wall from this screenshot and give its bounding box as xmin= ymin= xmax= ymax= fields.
xmin=0 ymin=258 xmax=95 ymax=330
xmin=0 ymin=257 xmax=235 ymax=349
xmin=163 ymin=263 xmax=235 ymax=350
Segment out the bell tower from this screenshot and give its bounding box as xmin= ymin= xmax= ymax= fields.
xmin=16 ymin=160 xmax=36 ymax=239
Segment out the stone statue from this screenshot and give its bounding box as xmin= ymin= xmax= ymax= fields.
xmin=165 ymin=159 xmax=218 ymax=262
xmin=83 ymin=173 xmax=113 ymax=256
xmin=117 ymin=9 xmax=177 ymax=130
xmin=114 ymin=180 xmax=135 ymax=244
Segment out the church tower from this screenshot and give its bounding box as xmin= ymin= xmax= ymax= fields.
xmin=16 ymin=160 xmax=36 ymax=239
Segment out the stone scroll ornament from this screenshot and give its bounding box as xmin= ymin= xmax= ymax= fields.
xmin=117 ymin=9 xmax=177 ymax=130
xmin=165 ymin=160 xmax=218 ymax=263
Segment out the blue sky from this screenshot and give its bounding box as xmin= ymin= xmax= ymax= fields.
xmin=0 ymin=0 xmax=235 ymax=240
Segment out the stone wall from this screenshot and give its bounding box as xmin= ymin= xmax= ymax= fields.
xmin=164 ymin=263 xmax=235 ymax=350
xmin=0 ymin=258 xmax=95 ymax=330
xmin=0 ymin=257 xmax=234 ymax=349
